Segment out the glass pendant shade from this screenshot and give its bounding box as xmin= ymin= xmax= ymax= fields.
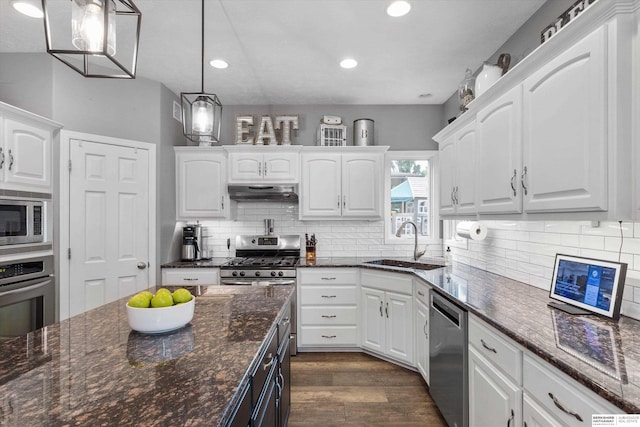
xmin=71 ymin=0 xmax=116 ymax=55
xmin=42 ymin=0 xmax=141 ymax=79
xmin=181 ymin=93 xmax=222 ymax=145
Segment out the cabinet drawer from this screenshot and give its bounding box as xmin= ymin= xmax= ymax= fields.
xmin=251 ymin=330 xmax=278 ymax=406
xmin=299 ymin=268 xmax=358 ymax=285
xmin=301 ymin=306 xmax=358 ymax=325
xmin=361 ymin=269 xmax=413 ymax=295
xmin=415 ymin=281 xmax=430 ymax=306
xmin=300 ymin=326 xmax=358 ymax=346
xmin=162 ymin=268 xmax=219 ymax=286
xmin=524 ymin=353 xmax=622 ymax=426
xmin=469 ymin=315 xmax=522 ymax=384
xmin=300 ymin=286 xmax=357 ymax=305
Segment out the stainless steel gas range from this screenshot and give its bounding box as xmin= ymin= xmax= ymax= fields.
xmin=220 ymin=235 xmax=300 ymax=355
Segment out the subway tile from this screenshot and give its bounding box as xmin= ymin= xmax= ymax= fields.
xmin=621 ymin=300 xmax=640 ymax=319
xmin=578 ymin=234 xmax=605 ymax=250
xmin=604 ymin=237 xmax=640 ymax=254
xmin=528 ymin=253 xmax=555 ymax=269
xmin=517 ymin=261 xmax=545 ymax=277
xmin=529 ymin=275 xmax=550 ymax=291
xmin=581 ymin=221 xmax=633 ymax=237
xmin=516 ymin=221 xmax=545 ymax=232
xmin=544 ymin=221 xmax=586 ymax=234
xmin=579 ymin=248 xmax=634 ymax=265
xmin=623 ymin=284 xmax=635 ymax=301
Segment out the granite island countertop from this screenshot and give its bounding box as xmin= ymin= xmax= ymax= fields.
xmin=0 ymin=285 xmax=294 ymax=426
xmin=299 ymin=257 xmax=640 ymax=413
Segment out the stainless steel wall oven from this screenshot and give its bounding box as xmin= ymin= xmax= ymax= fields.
xmin=0 ymin=255 xmax=54 ymax=342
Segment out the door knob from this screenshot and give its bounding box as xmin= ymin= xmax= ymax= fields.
xmin=137 ymin=262 xmax=147 ymax=270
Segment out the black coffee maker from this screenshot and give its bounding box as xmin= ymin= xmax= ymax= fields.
xmin=181 ymin=225 xmax=200 ymax=261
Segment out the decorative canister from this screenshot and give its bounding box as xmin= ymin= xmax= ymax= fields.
xmin=353 ymin=118 xmax=374 ymax=146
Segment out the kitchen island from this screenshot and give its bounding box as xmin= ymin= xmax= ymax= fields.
xmin=0 ymin=285 xmax=294 ymax=426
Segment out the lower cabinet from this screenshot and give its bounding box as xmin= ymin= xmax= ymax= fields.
xmin=360 ymin=270 xmax=414 ymax=365
xmin=468 ymin=346 xmax=521 ymax=427
xmin=414 ymin=283 xmax=430 ymax=384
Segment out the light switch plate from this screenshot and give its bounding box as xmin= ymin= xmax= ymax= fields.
xmin=173 ymin=100 xmax=182 ymax=123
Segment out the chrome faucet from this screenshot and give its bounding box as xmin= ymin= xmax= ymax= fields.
xmin=395 ymin=220 xmax=427 ymax=261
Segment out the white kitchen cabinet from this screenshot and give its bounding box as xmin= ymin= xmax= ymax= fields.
xmin=298 ymin=268 xmax=359 ymax=348
xmin=175 ymin=147 xmax=232 ymax=220
xmin=227 ymin=147 xmax=300 ymax=184
xmin=523 ymin=393 xmax=563 ymax=427
xmin=360 ymin=270 xmax=413 ymax=365
xmin=414 ymin=283 xmax=430 ymax=384
xmin=300 ymin=147 xmax=387 ymax=220
xmin=469 ymin=345 xmax=522 ymax=427
xmin=0 ymin=102 xmax=60 ymax=193
xmin=438 ymin=119 xmax=476 ymax=217
xmin=476 ymin=86 xmax=523 ymax=214
xmin=161 ymin=268 xmax=219 ymax=286
xmin=522 ymin=26 xmax=607 ymax=213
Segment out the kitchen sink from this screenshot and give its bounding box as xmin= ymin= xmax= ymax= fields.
xmin=364 ymin=259 xmax=442 ymax=270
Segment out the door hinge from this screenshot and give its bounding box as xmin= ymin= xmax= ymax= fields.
xmin=67 ymin=248 xmax=71 ymax=259
xmin=68 ymin=160 xmax=72 ymax=172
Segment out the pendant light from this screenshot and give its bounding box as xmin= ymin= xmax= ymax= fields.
xmin=42 ymin=0 xmax=141 ymax=79
xmin=180 ymin=0 xmax=222 ymax=145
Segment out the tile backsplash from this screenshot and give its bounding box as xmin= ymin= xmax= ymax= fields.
xmin=177 ymin=202 xmax=442 ymax=260
xmin=445 ymin=220 xmax=640 ymax=321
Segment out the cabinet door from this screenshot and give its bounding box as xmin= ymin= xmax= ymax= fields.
xmin=341 ymin=153 xmax=382 ymax=218
xmin=176 ymin=151 xmax=227 ymax=219
xmin=300 ymin=153 xmax=341 ymax=218
xmin=454 ymin=121 xmax=477 ymax=215
xmin=523 ymin=393 xmax=563 ymax=427
xmin=415 ymin=299 xmax=429 ymax=384
xmin=360 ymin=287 xmax=385 ymax=353
xmin=228 ymin=153 xmax=262 ymax=182
xmin=3 ymin=117 xmax=51 ymax=191
xmin=263 ymin=152 xmax=298 ymax=183
xmin=439 ymin=135 xmax=456 ymax=216
xmin=469 ymin=346 xmax=522 ymax=427
xmin=477 ymin=86 xmax=523 ymax=214
xmin=385 ymin=291 xmax=414 ymax=364
xmin=522 ymin=26 xmax=607 ymax=213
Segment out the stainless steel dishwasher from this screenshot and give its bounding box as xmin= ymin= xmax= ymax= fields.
xmin=429 ymin=291 xmax=468 ymax=427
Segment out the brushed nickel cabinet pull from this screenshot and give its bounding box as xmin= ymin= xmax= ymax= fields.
xmin=263 ymin=353 xmax=274 ymax=370
xmin=343 ymin=195 xmax=346 ymax=208
xmin=8 ymin=149 xmax=13 ymax=171
xmin=258 ymin=162 xmax=262 ymax=176
xmin=521 ymin=166 xmax=528 ymax=195
xmin=0 ymin=148 xmax=4 ymax=169
xmin=510 ymin=169 xmax=517 ymax=196
xmin=184 ymin=277 xmax=199 ymax=281
xmin=424 ymin=320 xmax=428 ymax=338
xmin=321 ymin=277 xmax=337 ymax=280
xmin=321 ymin=295 xmax=336 ymax=298
xmin=379 ymin=301 xmax=383 ymax=317
xmin=481 ymin=339 xmax=497 ymax=353
xmin=221 ymin=195 xmax=224 ymax=210
xmin=548 ymin=392 xmax=583 ymax=422
xmin=385 ymin=302 xmax=389 ymax=318
xmin=263 ymin=161 xmax=267 ymax=176
xmin=507 ymin=409 xmax=514 ymax=427
xmin=321 ymin=314 xmax=337 ymax=318
xmin=418 ymin=291 xmax=425 ymax=297
xmin=321 ymin=335 xmax=336 ymax=339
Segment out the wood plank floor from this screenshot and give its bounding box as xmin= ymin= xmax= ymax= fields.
xmin=288 ymin=352 xmax=447 ymax=427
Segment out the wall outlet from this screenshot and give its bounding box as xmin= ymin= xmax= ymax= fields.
xmin=173 ymin=100 xmax=182 ymax=123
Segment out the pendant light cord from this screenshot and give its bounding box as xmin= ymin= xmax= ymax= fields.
xmin=200 ymin=0 xmax=205 ymax=93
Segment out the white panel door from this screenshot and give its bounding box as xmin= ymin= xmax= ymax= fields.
xmin=263 ymin=152 xmax=298 ymax=183
xmin=300 ymin=153 xmax=341 ymax=218
xmin=176 ymin=150 xmax=226 ymax=219
xmin=415 ymin=299 xmax=429 ymax=384
xmin=3 ymin=117 xmax=51 ymax=192
xmin=228 ymin=153 xmax=262 ymax=182
xmin=360 ymin=287 xmax=385 ymax=353
xmin=477 ymin=86 xmax=523 ymax=214
xmin=523 ymin=393 xmax=563 ymax=427
xmin=455 ymin=121 xmax=478 ymax=215
xmin=522 ymin=26 xmax=607 ymax=213
xmin=69 ymin=139 xmax=149 ymax=316
xmin=342 ymin=153 xmax=381 ymax=218
xmin=439 ymin=136 xmax=456 ymax=216
xmin=386 ymin=291 xmax=413 ymax=364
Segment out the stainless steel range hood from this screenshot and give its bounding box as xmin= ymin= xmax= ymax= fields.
xmin=227 ymin=184 xmax=299 ymax=202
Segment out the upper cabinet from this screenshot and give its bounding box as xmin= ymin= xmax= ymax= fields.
xmin=226 ymin=146 xmax=301 ymax=184
xmin=434 ymin=1 xmax=639 ymax=220
xmin=299 ymin=147 xmax=387 ymax=220
xmin=439 ymin=118 xmax=477 ymax=217
xmin=175 ymin=147 xmax=233 ymax=220
xmin=0 ymin=102 xmax=61 ymax=193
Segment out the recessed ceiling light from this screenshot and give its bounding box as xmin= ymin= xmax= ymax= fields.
xmin=209 ymin=59 xmax=228 ymax=69
xmin=386 ymin=1 xmax=411 ymax=17
xmin=11 ymin=1 xmax=43 ymax=18
xmin=340 ymin=58 xmax=358 ymax=69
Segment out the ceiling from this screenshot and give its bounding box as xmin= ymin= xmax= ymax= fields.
xmin=0 ymin=0 xmax=547 ymax=105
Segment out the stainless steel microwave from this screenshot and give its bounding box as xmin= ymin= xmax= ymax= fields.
xmin=0 ymin=199 xmax=44 ymax=245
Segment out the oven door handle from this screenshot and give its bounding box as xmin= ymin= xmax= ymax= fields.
xmin=0 ymin=278 xmax=52 ymax=297
xmin=221 ymin=280 xmax=296 ymax=286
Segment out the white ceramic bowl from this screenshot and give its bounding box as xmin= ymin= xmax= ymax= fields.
xmin=126 ymin=296 xmax=195 ymax=334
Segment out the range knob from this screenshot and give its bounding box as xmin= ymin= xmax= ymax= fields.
xmin=270 ymin=271 xmax=277 ymax=277
xmin=255 ymin=271 xmax=261 ymax=277
xmin=239 ymin=271 xmax=245 ymax=277
xmin=278 ymin=271 xmax=284 ymax=277
xmin=232 ymin=271 xmax=238 ymax=277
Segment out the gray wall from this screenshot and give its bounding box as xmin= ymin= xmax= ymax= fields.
xmin=442 ymin=0 xmax=577 ymax=123
xmin=0 ymin=53 xmax=54 ymax=118
xmin=215 ymin=104 xmax=443 ymax=150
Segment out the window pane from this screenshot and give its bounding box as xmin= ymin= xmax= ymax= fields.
xmin=390 ymin=160 xmax=431 ymax=238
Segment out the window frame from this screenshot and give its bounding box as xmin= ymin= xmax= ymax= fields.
xmin=384 ymin=150 xmax=440 ymax=245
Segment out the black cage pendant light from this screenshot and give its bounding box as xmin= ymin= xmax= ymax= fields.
xmin=42 ymin=0 xmax=141 ymax=79
xmin=181 ymin=0 xmax=222 ymax=145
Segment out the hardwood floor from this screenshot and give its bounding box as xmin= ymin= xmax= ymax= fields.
xmin=288 ymin=352 xmax=447 ymax=427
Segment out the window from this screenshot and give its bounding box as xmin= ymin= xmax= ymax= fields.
xmin=385 ymin=151 xmax=439 ymax=244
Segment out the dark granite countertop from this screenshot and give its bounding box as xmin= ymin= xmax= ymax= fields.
xmin=299 ymin=258 xmax=640 ymax=413
xmin=0 ymin=285 xmax=294 ymax=426
xmin=161 ymin=257 xmax=231 ymax=268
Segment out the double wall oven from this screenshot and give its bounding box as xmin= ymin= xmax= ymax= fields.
xmin=0 ymin=196 xmax=54 ymax=342
xmin=220 ymin=235 xmax=300 ymax=355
